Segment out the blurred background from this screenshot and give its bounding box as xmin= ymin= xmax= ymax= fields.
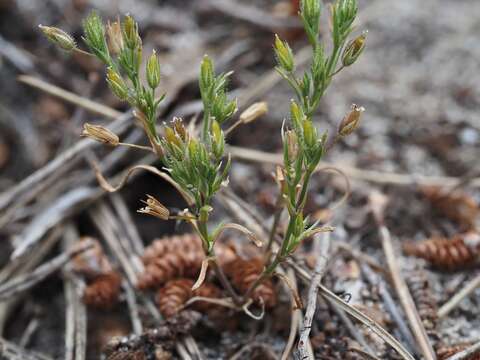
xmin=0 ymin=0 xmax=479 ymax=358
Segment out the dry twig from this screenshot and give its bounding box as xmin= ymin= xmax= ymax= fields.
xmin=445 ymin=339 xmax=480 ymax=360
xmin=297 ymin=232 xmax=331 ymax=359
xmin=438 ymin=272 xmax=480 ymax=318
xmin=369 ymin=191 xmax=436 ymax=360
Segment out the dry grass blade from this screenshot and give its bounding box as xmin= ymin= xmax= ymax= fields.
xmin=228 ymin=145 xmax=480 ymax=188
xmin=438 ymin=272 xmax=480 ymax=318
xmin=18 ymin=75 xmax=122 ymax=119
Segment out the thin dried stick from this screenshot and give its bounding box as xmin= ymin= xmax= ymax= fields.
xmin=369 ymin=192 xmax=436 ymax=360
xmin=281 ymin=268 xmax=301 ymax=360
xmin=361 ymin=264 xmax=418 ymax=354
xmin=0 ymin=337 xmax=53 ymax=360
xmin=110 ymin=194 xmax=145 ymax=255
xmin=0 ymin=240 xmax=93 ymax=300
xmin=291 ymin=262 xmax=415 ymax=360
xmin=0 ymin=112 xmax=132 ymax=213
xmin=123 ymin=281 xmax=143 ymax=335
xmin=297 ymin=232 xmax=331 ymax=359
xmin=18 ymin=75 xmax=121 ymax=119
xmin=19 ymin=318 xmax=39 ymax=348
xmin=438 ymin=272 xmax=480 ymax=318
xmin=228 ymin=145 xmax=480 ymax=188
xmin=332 ymin=305 xmax=375 ymax=355
xmin=445 ymin=339 xmax=480 ymax=360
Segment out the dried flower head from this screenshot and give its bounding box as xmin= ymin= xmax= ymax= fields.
xmin=137 ymin=194 xmax=170 ymax=220
xmin=338 ymin=103 xmax=365 ymax=136
xmin=39 ymin=25 xmax=76 ymax=51
xmin=106 ymin=20 xmax=123 ymax=55
xmin=81 ymin=123 xmax=119 ymax=146
xmin=240 ymin=102 xmax=268 ymax=124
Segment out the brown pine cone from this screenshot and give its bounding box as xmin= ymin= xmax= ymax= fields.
xmin=138 ymin=233 xmax=236 ymax=290
xmin=83 ymin=272 xmax=122 ymax=309
xmin=421 ymin=186 xmax=478 ymax=231
xmin=142 ymin=234 xmax=203 ymax=264
xmin=137 ymin=251 xmax=204 ymax=290
xmin=156 ymin=279 xmax=222 ymax=318
xmin=225 ymin=258 xmax=277 ymax=308
xmin=403 ymin=232 xmax=480 ymax=270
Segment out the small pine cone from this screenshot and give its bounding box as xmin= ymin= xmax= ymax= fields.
xmin=225 ymin=258 xmax=277 ymax=308
xmin=156 ymin=279 xmax=221 ymax=318
xmin=138 ymin=233 xmax=236 ymax=290
xmin=83 ymin=271 xmax=122 ymax=309
xmin=406 ymin=269 xmax=439 ymax=343
xmin=137 ymin=250 xmax=204 ymax=290
xmin=421 ymin=186 xmax=478 ymax=231
xmin=142 ymin=234 xmax=203 ymax=264
xmin=403 ymin=232 xmax=480 ymax=270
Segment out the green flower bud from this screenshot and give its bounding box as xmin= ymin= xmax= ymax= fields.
xmin=199 ymin=205 xmax=213 ymax=223
xmin=146 ymin=50 xmax=161 ymax=89
xmin=122 ymin=15 xmax=140 ymax=49
xmin=300 ymin=0 xmax=321 ymax=45
xmin=39 ymin=25 xmax=76 ymax=51
xmin=274 ymin=34 xmax=294 ymax=72
xmin=342 ymin=32 xmax=366 ymax=66
xmin=106 ymin=68 xmax=128 ymax=100
xmin=199 ymin=55 xmax=214 ymax=100
xmin=290 ymin=100 xmax=304 ymax=129
xmin=82 ymin=11 xmax=109 ymax=63
xmin=302 ymin=120 xmax=317 ymax=148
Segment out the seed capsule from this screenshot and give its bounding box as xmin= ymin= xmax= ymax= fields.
xmin=39 ymin=25 xmax=76 ymax=51
xmin=106 ymin=68 xmax=129 ymax=100
xmin=274 ymin=34 xmax=294 ymax=72
xmin=137 ymin=194 xmax=170 ymax=220
xmin=106 ymin=20 xmax=123 ymax=55
xmin=81 ymin=123 xmax=119 ymax=146
xmin=240 ymin=102 xmax=268 ymax=124
xmin=338 ymin=104 xmax=365 ymax=136
xmin=342 ymin=32 xmax=367 ymax=67
xmin=146 ymin=50 xmax=161 ymax=89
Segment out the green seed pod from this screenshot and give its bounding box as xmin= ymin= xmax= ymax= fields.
xmin=302 ymin=120 xmax=317 ymax=148
xmin=106 ymin=68 xmax=128 ymax=100
xmin=122 ymin=15 xmax=140 ymax=49
xmin=342 ymin=32 xmax=367 ymax=66
xmin=39 ymin=25 xmax=76 ymax=51
xmin=274 ymin=34 xmax=294 ymax=72
xmin=146 ymin=50 xmax=161 ymax=89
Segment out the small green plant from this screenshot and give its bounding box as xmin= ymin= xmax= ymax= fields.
xmin=40 ymin=0 xmax=365 ymax=309
xmin=262 ymin=0 xmax=365 ymax=275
